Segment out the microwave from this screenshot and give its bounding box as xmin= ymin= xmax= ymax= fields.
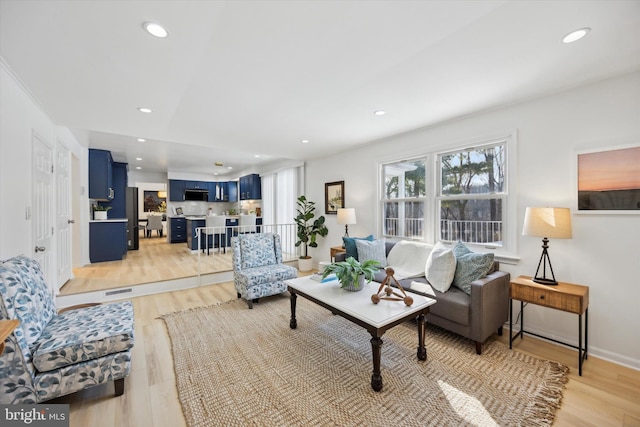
xmin=184 ymin=189 xmax=209 ymax=201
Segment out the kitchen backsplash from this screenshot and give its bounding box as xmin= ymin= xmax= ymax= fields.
xmin=166 ymin=200 xmax=262 ymax=216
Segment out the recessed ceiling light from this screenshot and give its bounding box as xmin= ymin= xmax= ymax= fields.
xmin=136 ymin=157 xmax=142 ymax=161
xmin=227 ymin=166 xmax=233 ymax=170
xmin=254 ymin=154 xmax=260 ymax=158
xmin=562 ymin=28 xmax=590 ymax=44
xmin=374 ymin=110 xmax=386 ymax=116
xmin=301 ymin=139 xmax=309 ymax=144
xmin=137 ymin=138 xmax=146 ymax=142
xmin=137 ymin=107 xmax=152 ymax=113
xmin=136 ymin=166 xmax=142 ymax=170
xmin=214 ymin=172 xmax=218 ymax=176
xmin=143 ymin=22 xmax=168 ymax=38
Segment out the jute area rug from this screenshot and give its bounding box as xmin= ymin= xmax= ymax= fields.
xmin=161 ymin=295 xmax=568 ymax=427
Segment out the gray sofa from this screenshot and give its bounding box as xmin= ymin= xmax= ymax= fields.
xmin=336 ymin=240 xmax=510 ymax=354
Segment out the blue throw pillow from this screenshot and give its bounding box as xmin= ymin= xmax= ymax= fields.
xmin=452 ymin=241 xmax=494 ymax=295
xmin=342 ymin=235 xmax=374 ymax=260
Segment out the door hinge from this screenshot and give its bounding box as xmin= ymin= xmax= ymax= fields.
xmin=52 ymin=227 xmax=54 ymax=235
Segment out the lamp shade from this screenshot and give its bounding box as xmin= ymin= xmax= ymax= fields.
xmin=522 ymin=207 xmax=572 ymax=239
xmin=337 ymin=208 xmax=356 ymax=225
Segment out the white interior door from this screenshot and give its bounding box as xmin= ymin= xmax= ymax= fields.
xmin=56 ymin=140 xmax=72 ymax=290
xmin=32 ymin=132 xmax=54 ymax=289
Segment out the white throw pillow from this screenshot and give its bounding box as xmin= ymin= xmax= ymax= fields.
xmin=425 ymin=242 xmax=456 ymax=293
xmin=355 ymin=239 xmax=387 ymax=266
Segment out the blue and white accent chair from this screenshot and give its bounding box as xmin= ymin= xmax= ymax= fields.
xmin=0 ymin=255 xmax=134 ymax=403
xmin=231 ymin=233 xmax=298 ymax=309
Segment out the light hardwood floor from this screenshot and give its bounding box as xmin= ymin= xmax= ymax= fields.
xmin=51 ymin=281 xmax=640 ymax=427
xmin=61 ymin=234 xmax=233 ymax=295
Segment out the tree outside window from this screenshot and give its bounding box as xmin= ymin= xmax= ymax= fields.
xmin=439 ymin=143 xmax=506 ymax=245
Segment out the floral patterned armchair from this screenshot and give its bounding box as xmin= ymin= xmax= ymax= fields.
xmin=0 ymin=255 xmax=134 ymax=403
xmin=232 ymin=233 xmax=298 ymax=309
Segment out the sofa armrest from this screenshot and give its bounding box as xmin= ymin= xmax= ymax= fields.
xmin=469 ymin=270 xmax=511 ymax=343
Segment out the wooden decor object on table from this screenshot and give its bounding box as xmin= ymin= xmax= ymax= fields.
xmin=372 ymin=267 xmax=414 ymax=306
xmin=0 ymin=319 xmax=19 ymax=355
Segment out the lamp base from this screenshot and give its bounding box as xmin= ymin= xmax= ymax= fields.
xmin=532 ymin=277 xmax=558 ymax=286
xmin=532 ymin=237 xmax=559 ymax=286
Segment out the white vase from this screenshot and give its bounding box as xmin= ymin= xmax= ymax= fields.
xmin=298 ymin=257 xmax=313 ymax=272
xmin=94 ymin=211 xmax=108 ymax=220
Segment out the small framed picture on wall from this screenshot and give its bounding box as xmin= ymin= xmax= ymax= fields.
xmin=325 ymin=181 xmax=344 ymax=214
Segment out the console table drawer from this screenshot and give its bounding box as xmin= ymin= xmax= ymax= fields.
xmin=511 ymin=284 xmax=577 ymax=312
xmin=510 ymin=276 xmax=588 ymax=315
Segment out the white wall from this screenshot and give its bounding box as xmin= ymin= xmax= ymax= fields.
xmin=1 ymin=61 xmax=90 ymax=272
xmin=0 ymin=62 xmax=55 ymax=259
xmin=306 ymin=71 xmax=640 ymax=369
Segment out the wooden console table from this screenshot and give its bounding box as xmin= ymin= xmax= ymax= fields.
xmin=509 ymin=275 xmax=589 ymax=375
xmin=330 ymin=246 xmax=346 ymax=262
xmin=0 ymin=319 xmax=20 ymax=355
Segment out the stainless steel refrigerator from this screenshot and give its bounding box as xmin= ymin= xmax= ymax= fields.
xmin=126 ymin=187 xmax=139 ymax=250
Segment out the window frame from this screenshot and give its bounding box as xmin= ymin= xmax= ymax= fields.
xmin=380 ymin=157 xmax=429 ymax=241
xmin=378 ymin=132 xmax=517 ymax=258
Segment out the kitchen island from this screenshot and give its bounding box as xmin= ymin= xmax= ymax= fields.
xmin=168 ymin=215 xmax=261 ymax=252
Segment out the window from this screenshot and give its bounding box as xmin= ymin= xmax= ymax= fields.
xmin=438 ymin=142 xmax=506 ymax=247
xmin=380 ymin=135 xmax=513 ymax=253
xmin=382 ymin=159 xmax=426 ymax=239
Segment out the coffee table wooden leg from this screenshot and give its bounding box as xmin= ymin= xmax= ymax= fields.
xmin=370 ymin=336 xmax=383 ymax=392
xmin=289 ymin=291 xmax=297 ymax=329
xmin=417 ymin=313 xmax=427 ymax=361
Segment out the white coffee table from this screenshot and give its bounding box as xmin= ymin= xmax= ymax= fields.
xmin=285 ymin=275 xmax=437 ymax=392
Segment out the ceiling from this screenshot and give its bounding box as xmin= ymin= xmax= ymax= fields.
xmin=1 ymin=1 xmax=639 ymax=176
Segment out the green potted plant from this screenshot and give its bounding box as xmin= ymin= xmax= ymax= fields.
xmin=93 ymin=204 xmax=112 ymax=220
xmin=322 ymin=257 xmax=382 ymax=291
xmin=295 ymin=195 xmax=329 ymax=271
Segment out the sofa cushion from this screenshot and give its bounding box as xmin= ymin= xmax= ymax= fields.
xmin=428 ymin=286 xmax=471 ymax=326
xmin=0 ymin=255 xmax=57 ymax=350
xmin=395 ymin=276 xmax=470 ymax=326
xmin=342 ymin=235 xmax=374 ymax=260
xmin=452 ymin=241 xmax=494 ymax=295
xmin=355 ymin=239 xmax=387 ymax=266
xmin=239 ymin=233 xmax=277 ymax=269
xmin=425 ymin=242 xmax=456 ymax=293
xmin=33 ymin=301 xmax=135 ymax=372
xmin=235 ymin=264 xmax=298 ymax=289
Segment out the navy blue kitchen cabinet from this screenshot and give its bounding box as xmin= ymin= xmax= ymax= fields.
xmin=169 ymin=217 xmax=187 ymax=243
xmin=184 ymin=180 xmax=208 ymax=190
xmin=239 ymin=174 xmax=261 ymax=200
xmin=89 ymin=221 xmax=127 ymax=262
xmin=227 ymin=181 xmax=238 ymax=202
xmin=99 ymin=162 xmax=128 ymax=218
xmin=89 ymin=149 xmax=114 ymax=201
xmin=169 ymin=180 xmax=185 ymax=201
xmin=209 ymin=181 xmax=228 ymax=202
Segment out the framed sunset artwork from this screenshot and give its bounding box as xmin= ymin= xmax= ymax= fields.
xmin=577 ymin=145 xmax=640 ymax=213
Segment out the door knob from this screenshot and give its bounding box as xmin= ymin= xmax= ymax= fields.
xmin=68 ymin=219 xmax=76 ymax=224
xmin=35 ymin=246 xmax=46 ymax=253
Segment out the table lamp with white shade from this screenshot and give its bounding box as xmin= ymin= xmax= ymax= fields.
xmin=337 ymin=208 xmax=356 ymax=247
xmin=522 ymin=207 xmax=573 ymax=285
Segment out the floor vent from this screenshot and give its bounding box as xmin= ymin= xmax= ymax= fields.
xmin=105 ymin=288 xmax=133 ymax=296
